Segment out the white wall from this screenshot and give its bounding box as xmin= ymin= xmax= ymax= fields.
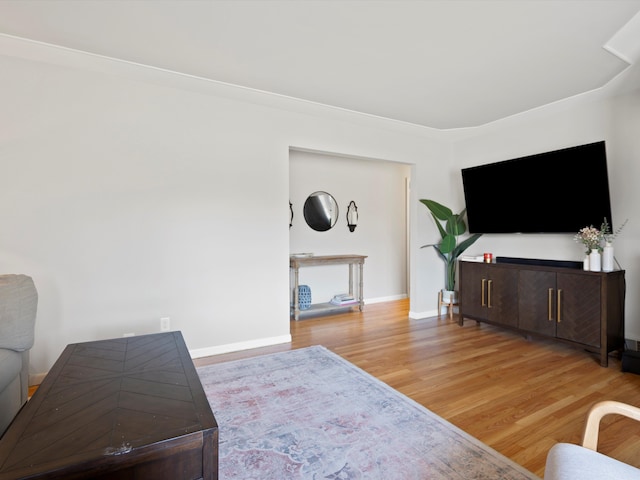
xmin=289 ymin=150 xmax=411 ymax=304
xmin=449 ymin=86 xmax=640 ymax=340
xmin=609 ymin=89 xmax=640 ymax=340
xmin=0 ymin=36 xmax=448 ymax=376
xmin=1 ymin=53 xmax=292 ymax=373
xmin=3 ymin=35 xmax=638 ymax=379
xmin=451 ymin=95 xmax=613 ymax=263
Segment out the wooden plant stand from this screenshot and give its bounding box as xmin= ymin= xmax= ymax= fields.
xmin=438 ymin=290 xmax=455 ymax=320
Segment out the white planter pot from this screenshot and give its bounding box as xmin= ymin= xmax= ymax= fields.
xmin=442 ymin=289 xmax=458 ymax=304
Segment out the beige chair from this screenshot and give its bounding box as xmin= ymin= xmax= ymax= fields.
xmin=545 ymin=401 xmax=640 ymax=479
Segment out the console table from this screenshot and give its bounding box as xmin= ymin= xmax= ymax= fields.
xmin=0 ymin=332 xmax=218 ymax=479
xmin=290 ymin=254 xmax=367 ymax=320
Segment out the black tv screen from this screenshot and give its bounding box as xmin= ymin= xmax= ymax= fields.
xmin=461 ymin=141 xmax=613 ymax=234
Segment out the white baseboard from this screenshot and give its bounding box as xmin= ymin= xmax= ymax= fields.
xmin=409 ymin=305 xmax=457 ymax=320
xmin=29 ymin=372 xmax=47 ymax=386
xmin=189 ymin=334 xmax=292 ymax=359
xmin=409 ymin=310 xmax=435 ymax=319
xmin=365 ymin=294 xmax=407 ymax=304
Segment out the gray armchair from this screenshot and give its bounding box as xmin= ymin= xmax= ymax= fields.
xmin=0 ymin=274 xmax=38 ymax=436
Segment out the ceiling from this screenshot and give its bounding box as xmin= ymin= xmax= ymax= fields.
xmin=1 ymin=0 xmax=639 ymax=130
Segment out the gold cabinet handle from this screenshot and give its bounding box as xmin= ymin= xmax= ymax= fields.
xmin=487 ymin=280 xmax=493 ymax=308
xmin=481 ymin=279 xmax=486 ymax=306
xmin=557 ymin=289 xmax=562 ymax=323
xmin=548 ymin=288 xmax=553 ymax=321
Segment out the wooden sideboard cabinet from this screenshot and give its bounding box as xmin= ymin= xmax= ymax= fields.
xmin=458 ymin=262 xmax=519 ymax=329
xmin=459 ymin=260 xmax=625 ymax=367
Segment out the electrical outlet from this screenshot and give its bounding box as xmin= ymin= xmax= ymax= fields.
xmin=123 ymin=332 xmax=135 ymax=337
xmin=160 ymin=317 xmax=171 ymax=332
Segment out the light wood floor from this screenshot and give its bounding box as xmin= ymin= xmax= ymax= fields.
xmin=194 ymin=298 xmax=640 ymax=478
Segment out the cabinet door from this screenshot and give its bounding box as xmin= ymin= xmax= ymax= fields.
xmin=486 ymin=267 xmax=518 ymax=328
xmin=459 ymin=262 xmax=487 ymax=320
xmin=557 ymin=273 xmax=601 ymax=347
xmin=518 ymin=270 xmax=556 ymax=336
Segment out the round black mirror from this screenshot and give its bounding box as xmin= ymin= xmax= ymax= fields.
xmin=303 ymin=191 xmax=339 ymax=231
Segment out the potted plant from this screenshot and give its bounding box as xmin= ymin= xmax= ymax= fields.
xmin=420 ymin=199 xmax=482 ymax=303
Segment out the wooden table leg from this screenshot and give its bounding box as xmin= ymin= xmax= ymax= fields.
xmin=438 ymin=291 xmax=454 ymax=320
xmin=349 ymin=263 xmax=354 ymax=297
xmin=293 ymin=266 xmax=300 ymax=320
xmin=358 ymin=262 xmax=364 ymax=312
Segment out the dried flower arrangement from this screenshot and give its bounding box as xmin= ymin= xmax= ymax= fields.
xmin=574 ymin=218 xmax=627 ymax=255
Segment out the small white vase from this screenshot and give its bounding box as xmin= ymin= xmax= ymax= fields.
xmin=589 ymin=249 xmax=601 ymax=272
xmin=602 ymin=242 xmax=614 ymax=272
xmin=583 ymin=255 xmax=590 ymax=271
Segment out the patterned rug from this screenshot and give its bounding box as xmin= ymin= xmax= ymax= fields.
xmin=197 ymin=346 xmax=539 ymax=479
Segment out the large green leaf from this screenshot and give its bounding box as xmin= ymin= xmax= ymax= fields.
xmin=419 ymin=198 xmax=483 ymax=291
xmin=419 ymin=199 xmax=452 ymax=221
xmin=439 ymin=234 xmax=456 ymax=254
xmin=446 ymin=214 xmax=467 ymax=236
xmin=452 ymin=233 xmax=483 ymax=258
xmin=431 ymin=213 xmax=447 ymax=239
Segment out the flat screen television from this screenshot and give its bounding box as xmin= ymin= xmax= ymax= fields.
xmin=461 ymin=141 xmax=613 ymax=234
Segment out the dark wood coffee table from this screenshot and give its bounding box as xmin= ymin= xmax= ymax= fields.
xmin=0 ymin=332 xmax=218 ymax=479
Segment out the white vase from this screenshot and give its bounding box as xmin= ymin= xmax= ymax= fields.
xmin=583 ymin=255 xmax=590 ymax=271
xmin=589 ymin=249 xmax=601 ymax=272
xmin=602 ymin=242 xmax=614 ymax=272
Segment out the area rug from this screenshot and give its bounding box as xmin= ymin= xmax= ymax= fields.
xmin=197 ymin=346 xmax=539 ymax=479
